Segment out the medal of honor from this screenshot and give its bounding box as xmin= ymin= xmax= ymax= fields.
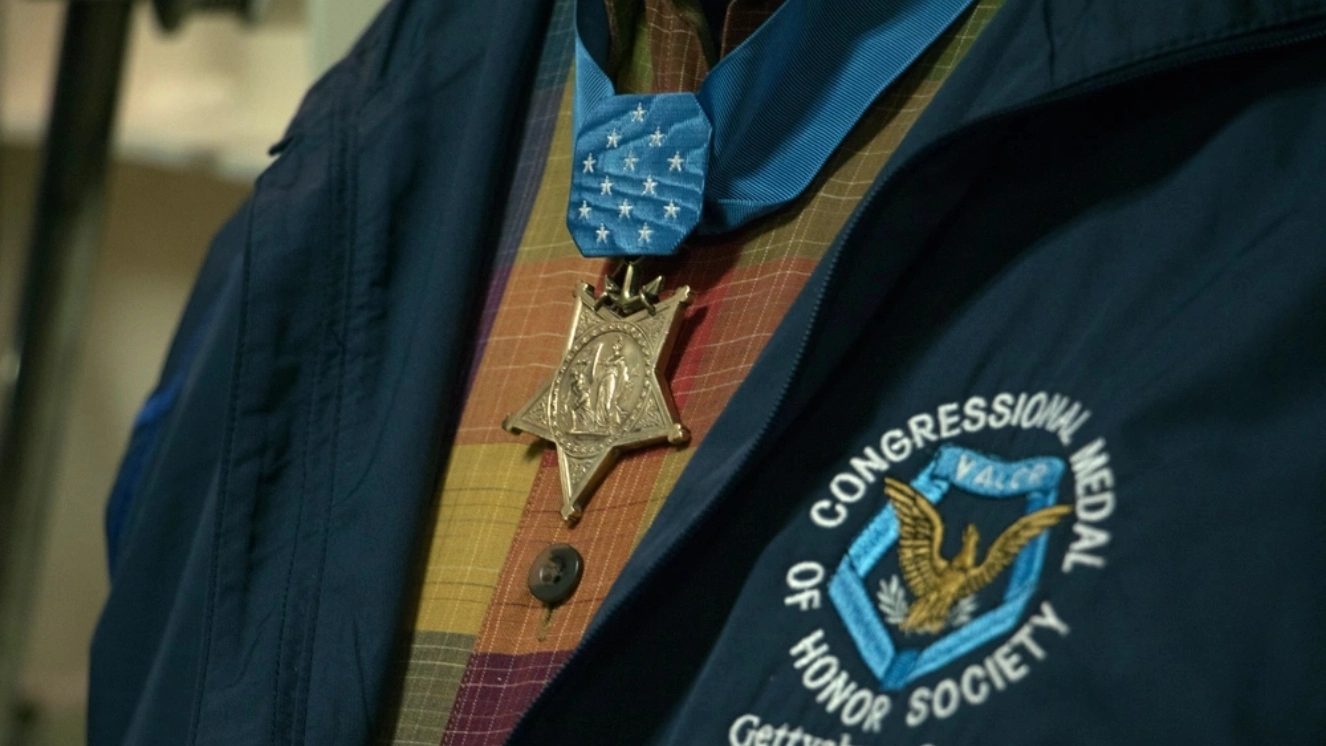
xmin=503 ymin=262 xmax=692 ymax=524
xmin=507 ymin=0 xmax=975 ymax=522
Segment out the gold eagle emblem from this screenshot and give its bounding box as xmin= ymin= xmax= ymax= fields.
xmin=884 ymin=477 xmax=1072 ymax=634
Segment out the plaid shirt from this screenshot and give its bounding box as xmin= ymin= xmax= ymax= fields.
xmin=378 ymin=1 xmax=1004 ymax=742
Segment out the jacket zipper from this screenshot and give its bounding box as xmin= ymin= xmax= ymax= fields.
xmin=504 ymin=14 xmax=1326 ymax=744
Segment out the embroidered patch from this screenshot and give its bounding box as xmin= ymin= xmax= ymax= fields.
xmin=736 ymin=391 xmax=1118 ymax=742
xmin=828 ymin=446 xmax=1069 ymax=692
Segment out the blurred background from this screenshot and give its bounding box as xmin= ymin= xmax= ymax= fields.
xmin=0 ymin=0 xmax=384 ymax=741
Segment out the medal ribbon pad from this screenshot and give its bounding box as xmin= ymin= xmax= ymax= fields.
xmin=567 ymin=93 xmax=712 ymax=257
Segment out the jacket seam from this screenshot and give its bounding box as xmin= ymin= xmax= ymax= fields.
xmin=270 ymin=144 xmax=322 ymax=746
xmin=188 ymin=171 xmax=260 ymax=746
xmin=295 ymin=80 xmax=357 ymax=746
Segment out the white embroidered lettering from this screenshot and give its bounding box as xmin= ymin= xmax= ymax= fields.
xmin=1029 ymin=601 xmax=1071 ymax=637
xmin=784 ymin=561 xmax=825 ymax=612
xmin=988 ymin=392 xmax=1015 ymax=428
xmin=984 ymin=655 xmax=1007 ymax=691
xmin=993 ymin=641 xmax=1028 ymax=683
xmin=960 ymin=665 xmax=989 ymax=704
xmin=907 ymin=413 xmax=937 ymax=450
xmin=905 ymin=687 xmax=931 ymax=727
xmin=861 ymin=696 xmax=890 ymax=732
xmin=880 ymin=429 xmax=911 ymax=462
xmin=839 ymin=689 xmax=874 ymax=726
xmin=961 ymin=396 xmax=988 ymax=433
xmin=1008 ymin=393 xmax=1028 ymax=428
xmin=937 ymin=402 xmax=962 ymax=438
xmin=1063 ymin=438 xmax=1114 ymax=572
xmin=931 ymin=679 xmax=961 ymax=719
xmin=788 ymin=631 xmax=892 ymax=731
xmin=1008 ymin=624 xmax=1046 ymax=661
xmin=849 ymin=448 xmax=890 ymax=484
xmin=831 ymin=474 xmax=867 ymax=503
xmin=802 ymin=656 xmax=840 ymax=689
xmin=1035 ymin=394 xmax=1068 ymax=430
xmin=1076 ymin=491 xmax=1115 ymax=522
xmin=810 ymin=500 xmax=846 ymax=529
xmin=1020 ymin=392 xmax=1048 ymax=428
xmin=1058 ymin=408 xmax=1092 ymax=446
xmin=815 ymin=671 xmax=858 ymax=713
xmin=730 ymin=714 xmax=759 ymax=746
xmin=791 ymin=629 xmax=829 ymax=669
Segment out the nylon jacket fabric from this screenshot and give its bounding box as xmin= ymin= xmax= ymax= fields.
xmin=92 ymin=0 xmax=1326 ymax=743
xmin=90 ymin=1 xmax=555 ymax=743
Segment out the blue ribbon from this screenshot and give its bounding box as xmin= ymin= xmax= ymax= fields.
xmin=567 ymin=0 xmax=979 ymax=257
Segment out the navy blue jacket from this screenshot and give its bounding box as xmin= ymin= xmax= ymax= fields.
xmin=91 ymin=0 xmax=1326 ymax=743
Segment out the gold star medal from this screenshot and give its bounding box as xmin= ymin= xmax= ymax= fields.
xmin=503 ymin=262 xmax=692 ymax=524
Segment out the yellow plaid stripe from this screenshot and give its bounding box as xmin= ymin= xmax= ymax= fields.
xmin=412 ymin=443 xmax=543 ymax=635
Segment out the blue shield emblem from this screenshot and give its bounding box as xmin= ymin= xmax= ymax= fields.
xmin=828 ymin=444 xmax=1066 ymax=691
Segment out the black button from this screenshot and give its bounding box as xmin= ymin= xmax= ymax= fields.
xmin=527 ymin=543 xmax=584 ymax=605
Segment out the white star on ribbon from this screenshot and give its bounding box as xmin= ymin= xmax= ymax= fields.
xmin=618 ymin=199 xmax=634 ymax=218
xmin=630 ymin=103 xmax=647 ymax=122
xmin=607 ymin=129 xmax=622 ymax=148
xmin=582 ymin=153 xmax=596 ymax=173
xmin=600 ymin=176 xmax=614 ymax=195
xmin=578 ymin=201 xmax=592 ymax=220
xmin=648 ymin=127 xmax=665 ymax=147
xmin=663 ymin=200 xmax=680 ymax=219
xmin=668 ymin=151 xmax=684 ymax=171
xmin=596 ymin=224 xmax=610 ymax=243
xmin=638 ymin=223 xmax=653 ymax=244
xmin=623 ymin=151 xmax=638 ymax=171
xmin=642 ymin=176 xmax=658 ymax=195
